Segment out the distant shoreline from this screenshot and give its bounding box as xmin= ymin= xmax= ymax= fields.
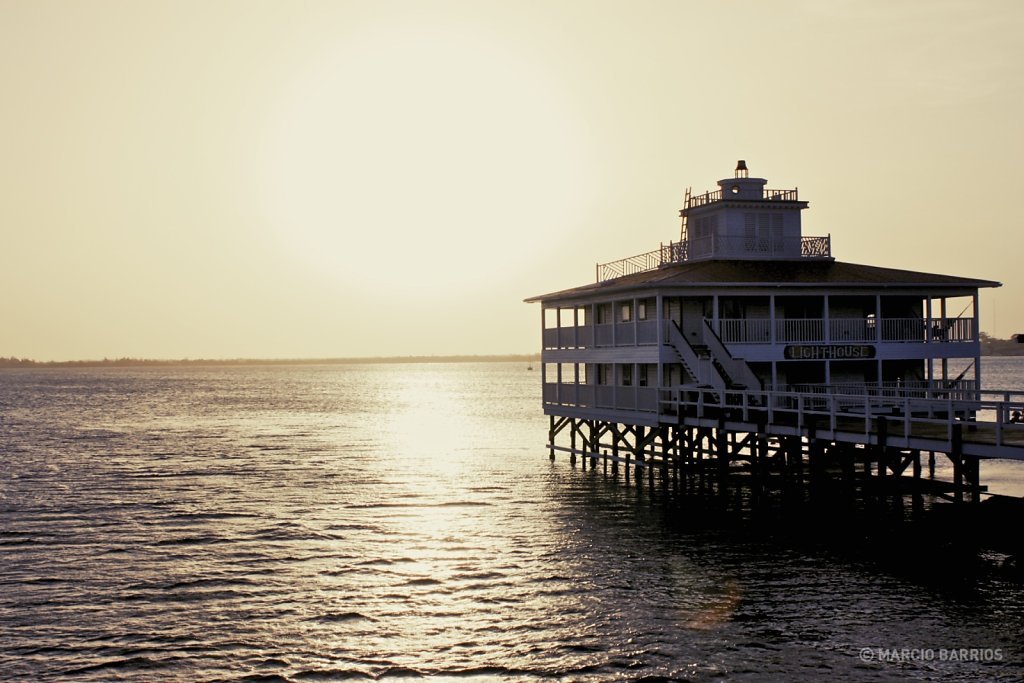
xmin=0 ymin=354 xmax=537 ymax=369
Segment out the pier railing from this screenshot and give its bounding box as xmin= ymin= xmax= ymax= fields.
xmin=656 ymin=386 xmax=1024 ymax=459
xmin=766 ymin=381 xmax=977 ymax=402
xmin=543 ymin=379 xmax=1024 ymax=456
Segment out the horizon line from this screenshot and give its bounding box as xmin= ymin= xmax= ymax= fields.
xmin=0 ymin=353 xmax=539 ymax=368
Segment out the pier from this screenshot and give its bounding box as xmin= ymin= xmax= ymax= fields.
xmin=545 ymin=385 xmax=1024 ymax=504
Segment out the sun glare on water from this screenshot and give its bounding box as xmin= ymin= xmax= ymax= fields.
xmin=260 ymin=19 xmax=595 ymax=301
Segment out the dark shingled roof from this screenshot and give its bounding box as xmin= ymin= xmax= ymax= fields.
xmin=525 ymin=259 xmax=1001 ymax=303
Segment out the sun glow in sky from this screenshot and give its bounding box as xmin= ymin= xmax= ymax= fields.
xmin=2 ymin=0 xmax=1023 ymax=360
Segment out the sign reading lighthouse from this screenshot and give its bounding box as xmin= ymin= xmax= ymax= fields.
xmin=783 ymin=344 xmax=876 ymax=360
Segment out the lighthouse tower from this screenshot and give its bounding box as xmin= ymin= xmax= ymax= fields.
xmin=681 ymin=160 xmax=815 ymax=261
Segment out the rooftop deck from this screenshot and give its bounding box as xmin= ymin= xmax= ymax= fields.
xmin=596 ymin=235 xmax=833 ymax=282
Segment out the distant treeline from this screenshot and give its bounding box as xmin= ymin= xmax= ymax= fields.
xmin=0 ymin=354 xmax=537 ymax=369
xmin=980 ymin=333 xmax=1024 ymax=356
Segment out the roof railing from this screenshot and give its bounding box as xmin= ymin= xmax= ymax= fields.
xmin=684 ymin=187 xmax=799 ymax=211
xmin=595 ymin=234 xmax=831 ymax=282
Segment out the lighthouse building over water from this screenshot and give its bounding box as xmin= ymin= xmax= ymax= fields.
xmin=524 ymin=163 xmax=1024 ymax=505
xmin=527 ymin=162 xmax=998 ymax=428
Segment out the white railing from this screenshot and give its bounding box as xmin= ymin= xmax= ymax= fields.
xmin=595 ymin=234 xmax=831 ymax=282
xmin=546 ymin=380 xmax=980 ymax=409
xmin=596 ymin=247 xmax=663 ymax=282
xmin=719 ymin=319 xmax=772 ymax=343
xmin=765 ymin=381 xmax=977 ymax=402
xmin=931 ymin=317 xmax=975 ymax=342
xmin=544 ymin=381 xmax=1024 ymax=455
xmin=881 ymin=318 xmax=926 ymax=342
xmin=712 ymin=316 xmax=976 ymax=345
xmin=655 ymin=386 xmax=1024 ymax=459
xmin=681 ymin=234 xmax=831 ymax=262
xmin=616 ymin=323 xmax=635 ymax=346
xmin=776 ymin=319 xmax=824 ymax=343
xmin=545 ymin=382 xmax=656 ymax=413
xmin=830 ymin=318 xmax=875 ymax=342
xmin=637 ymin=319 xmax=659 ymax=345
xmin=545 ymin=316 xmax=976 ymax=350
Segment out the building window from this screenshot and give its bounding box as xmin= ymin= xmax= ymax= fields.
xmin=639 ymin=364 xmax=649 ymax=387
xmin=621 ymin=365 xmax=633 ymax=387
xmin=597 ymin=364 xmax=611 ymax=385
xmin=544 ymin=364 xmax=558 ymax=382
xmin=637 ymin=301 xmax=648 ymax=320
xmin=621 ymin=303 xmax=632 ymax=323
xmin=560 ymin=363 xmax=575 ymax=383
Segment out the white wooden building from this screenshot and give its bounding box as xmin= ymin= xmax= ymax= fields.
xmin=526 ymin=162 xmax=1000 ymax=428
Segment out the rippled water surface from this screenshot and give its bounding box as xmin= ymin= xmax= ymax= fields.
xmin=2 ymin=361 xmax=1023 ymax=681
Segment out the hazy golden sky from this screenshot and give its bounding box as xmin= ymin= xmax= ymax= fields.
xmin=2 ymin=0 xmax=1022 ymax=360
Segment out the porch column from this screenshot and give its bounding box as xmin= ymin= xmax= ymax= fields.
xmin=656 ymin=295 xmax=664 ymax=404
xmin=626 ymin=296 xmax=634 ymax=348
xmin=973 ymin=292 xmax=981 ymax=397
xmin=926 ymin=297 xmax=933 ymax=342
xmin=558 ymin=307 xmax=565 ymax=352
xmin=540 ymin=305 xmax=547 ymax=388
xmin=612 ymin=301 xmax=617 ymax=347
xmin=573 ymin=306 xmax=579 ymax=349
xmin=941 ymin=298 xmax=948 ymax=383
xmin=824 ymin=294 xmax=831 ymax=343
xmin=926 ymin=297 xmax=934 ymax=385
xmin=876 ymin=294 xmax=882 ymax=388
xmin=824 ymin=295 xmax=831 ymax=383
xmin=875 ymin=294 xmax=882 ymax=344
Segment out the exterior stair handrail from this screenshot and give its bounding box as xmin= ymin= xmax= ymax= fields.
xmin=702 ymin=319 xmax=762 ymax=390
xmin=667 ymin=320 xmax=726 ymax=397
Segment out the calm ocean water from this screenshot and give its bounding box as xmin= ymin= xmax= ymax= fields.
xmin=2 ymin=360 xmax=1023 ymax=681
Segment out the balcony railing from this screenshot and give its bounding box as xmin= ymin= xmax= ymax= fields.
xmin=716 ymin=317 xmax=976 ymax=344
xmin=543 ymin=382 xmax=658 ymax=413
xmin=544 ymin=316 xmax=976 ymax=350
xmin=543 ymin=320 xmax=657 ymax=349
xmin=776 ymin=319 xmax=824 ymax=343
